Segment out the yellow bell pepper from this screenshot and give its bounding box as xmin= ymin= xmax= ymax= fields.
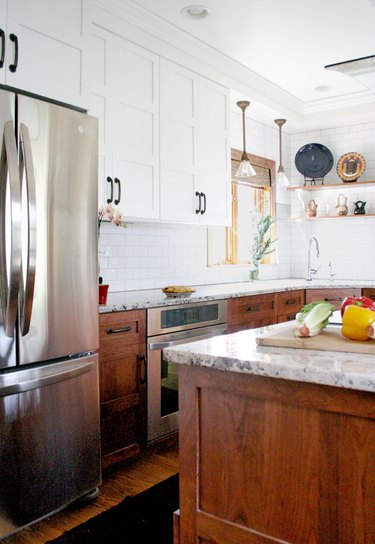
xmin=342 ymin=305 xmax=375 ymax=341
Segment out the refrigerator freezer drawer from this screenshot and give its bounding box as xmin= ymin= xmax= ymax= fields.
xmin=0 ymin=354 xmax=101 ymax=539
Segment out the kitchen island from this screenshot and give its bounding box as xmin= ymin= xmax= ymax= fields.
xmin=164 ymin=324 xmax=375 ymax=544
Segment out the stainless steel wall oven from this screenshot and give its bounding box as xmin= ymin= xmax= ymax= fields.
xmin=147 ymin=299 xmax=227 ymax=442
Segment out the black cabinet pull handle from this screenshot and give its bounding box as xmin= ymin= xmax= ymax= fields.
xmin=106 ymin=176 xmax=113 ymax=204
xmin=285 ymin=299 xmax=297 ymax=305
xmin=106 ymin=325 xmax=131 ymax=334
xmin=246 ymin=305 xmax=260 ymax=312
xmin=0 ymin=29 xmax=5 ymax=68
xmin=9 ymin=33 xmax=18 ymax=73
xmin=138 ymin=354 xmax=147 ymax=385
xmin=200 ymin=192 xmax=206 ymax=214
xmin=114 ymin=177 xmax=121 ymax=205
xmin=324 ymin=297 xmax=342 ymax=302
xmin=195 ymin=191 xmax=201 ymax=214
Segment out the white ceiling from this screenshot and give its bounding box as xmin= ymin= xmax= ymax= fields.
xmin=127 ymin=0 xmax=375 ymax=130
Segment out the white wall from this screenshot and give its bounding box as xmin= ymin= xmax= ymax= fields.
xmin=99 ymin=111 xmax=292 ymax=291
xmin=289 ymin=121 xmax=375 ymax=281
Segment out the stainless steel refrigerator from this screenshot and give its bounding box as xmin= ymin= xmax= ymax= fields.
xmin=0 ymin=89 xmax=101 ymax=539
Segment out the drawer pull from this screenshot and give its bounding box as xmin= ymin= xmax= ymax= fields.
xmin=246 ymin=305 xmax=260 ymax=312
xmin=106 ymin=325 xmax=131 ymax=334
xmin=324 ymin=297 xmax=342 ymax=303
xmin=285 ymin=298 xmax=297 ymax=305
xmin=138 ymin=354 xmax=147 ymax=385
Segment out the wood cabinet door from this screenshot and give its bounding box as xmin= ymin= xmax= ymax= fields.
xmin=276 ymin=289 xmax=305 ymax=322
xmin=6 ymin=0 xmax=87 ymax=107
xmin=0 ymin=0 xmax=5 ymax=85
xmin=362 ymin=288 xmax=375 ymax=301
xmin=228 ymin=294 xmax=276 ymax=332
xmin=99 ymin=310 xmax=147 ymax=468
xmin=305 ymin=288 xmax=361 ymax=310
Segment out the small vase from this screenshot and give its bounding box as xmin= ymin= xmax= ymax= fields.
xmin=99 ymin=284 xmax=109 ymax=305
xmin=249 ymin=264 xmax=259 ymax=281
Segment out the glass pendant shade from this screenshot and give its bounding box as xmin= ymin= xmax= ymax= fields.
xmin=236 ymin=101 xmax=256 ymax=180
xmin=274 ymin=118 xmax=290 ymax=187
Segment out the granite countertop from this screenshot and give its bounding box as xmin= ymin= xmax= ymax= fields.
xmin=99 ymin=278 xmax=375 ymax=313
xmin=163 ymin=323 xmax=375 ymax=394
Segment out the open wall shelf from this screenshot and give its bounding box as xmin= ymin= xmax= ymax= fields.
xmin=289 ymin=213 xmax=375 ymax=222
xmin=287 ymin=181 xmax=375 ymax=191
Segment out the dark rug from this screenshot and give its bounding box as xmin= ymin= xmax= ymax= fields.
xmin=47 ymin=474 xmax=179 ymax=544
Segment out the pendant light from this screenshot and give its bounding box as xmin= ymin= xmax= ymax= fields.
xmin=236 ymin=101 xmax=256 ymax=179
xmin=274 ymin=118 xmax=290 ymax=187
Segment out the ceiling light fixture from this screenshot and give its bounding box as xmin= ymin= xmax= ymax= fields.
xmin=180 ymin=5 xmax=211 ymax=19
xmin=274 ymin=119 xmax=290 ymax=187
xmin=236 ymin=101 xmax=256 ymax=180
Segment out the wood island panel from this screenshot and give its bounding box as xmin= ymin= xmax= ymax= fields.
xmin=177 ymin=365 xmax=375 ymax=544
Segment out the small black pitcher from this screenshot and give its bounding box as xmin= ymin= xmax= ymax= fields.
xmin=354 ymin=200 xmax=366 ymax=214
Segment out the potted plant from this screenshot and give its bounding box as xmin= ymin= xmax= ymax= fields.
xmin=249 ymin=214 xmax=276 ymax=281
xmin=98 ymin=203 xmax=127 ymax=304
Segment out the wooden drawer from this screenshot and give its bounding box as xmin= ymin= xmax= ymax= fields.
xmin=305 ymin=288 xmax=361 ymax=310
xmin=276 ymin=290 xmax=305 ymax=318
xmin=99 ymin=310 xmax=146 ymax=358
xmin=228 ymin=294 xmax=276 ymax=327
xmin=362 ymin=288 xmax=375 ymax=302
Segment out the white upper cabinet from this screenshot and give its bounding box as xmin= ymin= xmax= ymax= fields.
xmin=160 ymin=60 xmax=200 ymax=223
xmin=87 ymin=26 xmax=160 ymax=219
xmin=197 ymin=77 xmax=231 ymax=226
xmin=3 ymin=0 xmax=87 ymax=107
xmin=160 ymin=59 xmax=231 ymax=225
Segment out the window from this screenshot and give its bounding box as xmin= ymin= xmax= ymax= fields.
xmin=208 ymin=149 xmax=276 ymax=266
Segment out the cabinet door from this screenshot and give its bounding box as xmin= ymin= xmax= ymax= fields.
xmin=197 ymin=77 xmax=231 ymax=226
xmin=111 ymin=39 xmax=160 ymax=220
xmin=160 ymin=59 xmax=200 ymax=223
xmin=99 ymin=310 xmax=147 ymax=469
xmin=6 ymin=0 xmax=87 ymax=107
xmin=0 ymin=0 xmax=5 ymax=85
xmin=86 ymin=26 xmax=115 ymax=208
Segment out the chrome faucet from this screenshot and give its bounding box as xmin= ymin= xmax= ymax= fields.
xmin=306 ymin=237 xmax=320 ymax=281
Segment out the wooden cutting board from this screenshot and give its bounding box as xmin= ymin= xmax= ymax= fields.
xmin=256 ymin=323 xmax=375 ymax=355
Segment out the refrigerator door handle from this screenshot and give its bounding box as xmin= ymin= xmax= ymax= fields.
xmin=0 ymin=120 xmax=21 ymax=337
xmin=19 ymin=123 xmax=37 ymax=336
xmin=0 ymin=360 xmax=95 ymax=397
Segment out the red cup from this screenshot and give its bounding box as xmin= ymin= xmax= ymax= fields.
xmin=99 ymin=284 xmax=109 ymax=305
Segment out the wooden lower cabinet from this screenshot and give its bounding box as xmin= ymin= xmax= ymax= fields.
xmin=177 ymin=364 xmax=375 ymax=544
xmin=227 ymin=294 xmax=276 ymax=333
xmin=99 ymin=310 xmax=147 ymax=469
xmin=275 ymin=289 xmax=305 ymax=323
xmin=362 ymin=288 xmax=375 ymax=301
xmin=305 ymin=287 xmax=361 ymax=309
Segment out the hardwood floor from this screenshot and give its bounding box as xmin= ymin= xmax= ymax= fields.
xmin=2 ymin=440 xmax=179 ymax=544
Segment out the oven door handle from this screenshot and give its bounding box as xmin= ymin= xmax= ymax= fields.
xmin=148 ymin=326 xmax=227 ymax=350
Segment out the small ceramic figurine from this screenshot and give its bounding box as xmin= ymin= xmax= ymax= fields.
xmin=336 ymin=194 xmax=348 ymax=216
xmin=354 ymin=200 xmax=366 ymax=215
xmin=306 ymin=199 xmax=318 ymax=217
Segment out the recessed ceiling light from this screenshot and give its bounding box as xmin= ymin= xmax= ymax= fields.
xmin=180 ymin=5 xmax=211 ymax=19
xmin=315 ymin=85 xmax=330 ymax=92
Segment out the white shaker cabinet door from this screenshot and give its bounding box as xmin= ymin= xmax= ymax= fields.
xmin=160 ymin=59 xmax=200 ymax=224
xmin=85 ymin=26 xmax=115 ymax=209
xmin=0 ymin=0 xmax=5 ymax=84
xmin=5 ymin=0 xmax=87 ymax=108
xmin=111 ymin=39 xmax=160 ymax=221
xmin=197 ymin=77 xmax=231 ymax=226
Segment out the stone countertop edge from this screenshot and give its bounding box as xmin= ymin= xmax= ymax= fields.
xmin=98 ymin=278 xmax=375 ymax=313
xmin=163 ymin=325 xmax=375 ymax=394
